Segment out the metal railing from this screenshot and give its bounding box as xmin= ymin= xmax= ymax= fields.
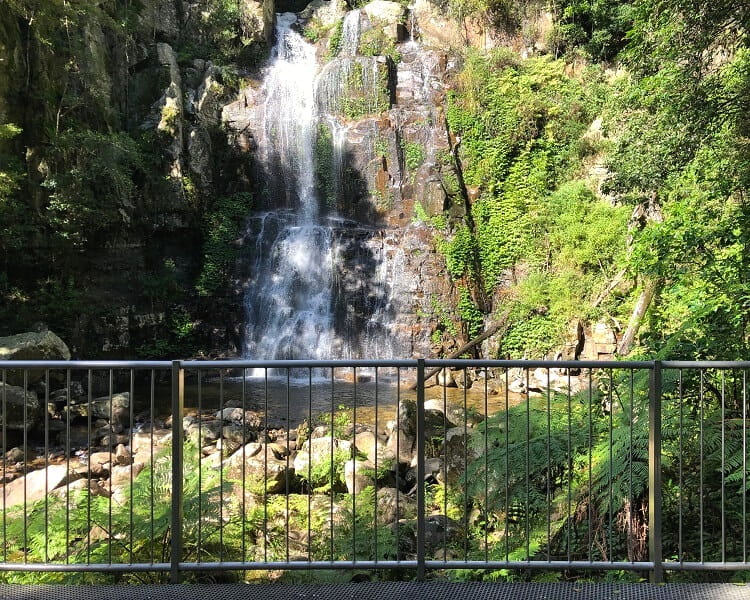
xmin=0 ymin=359 xmax=748 ymax=583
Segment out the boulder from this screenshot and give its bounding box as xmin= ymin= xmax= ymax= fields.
xmin=226 ymin=443 xmax=293 ymax=494
xmin=0 ymin=330 xmax=71 ymax=385
xmin=293 ymin=436 xmax=352 ymax=475
xmin=353 ymin=429 xmax=394 ymax=467
xmin=3 ymin=465 xmax=80 ymax=509
xmin=0 ymin=383 xmax=41 ymax=431
xmin=363 ymin=0 xmax=406 ymax=25
xmin=344 ymin=458 xmax=374 ymax=494
xmin=299 ymin=0 xmax=347 ymax=28
xmin=376 ymin=487 xmax=416 ymax=524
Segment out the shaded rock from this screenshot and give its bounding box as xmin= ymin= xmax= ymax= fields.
xmin=226 ymin=443 xmax=293 ymax=494
xmin=344 ymin=458 xmax=374 ymax=494
xmin=376 ymin=487 xmax=416 ymax=524
xmin=0 ymin=330 xmax=70 ymax=385
xmin=0 ymin=383 xmax=41 ymax=431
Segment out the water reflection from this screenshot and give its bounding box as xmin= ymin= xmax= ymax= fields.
xmin=138 ymin=371 xmax=525 ymax=428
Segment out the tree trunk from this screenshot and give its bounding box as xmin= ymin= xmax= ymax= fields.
xmin=407 ymin=313 xmax=510 ymax=390
xmin=617 ymin=278 xmax=660 ymax=356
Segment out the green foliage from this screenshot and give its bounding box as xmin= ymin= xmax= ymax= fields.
xmin=303 ymin=18 xmax=327 ymax=42
xmin=600 ymin=0 xmax=750 ymax=358
xmin=340 ymin=61 xmax=391 ymax=120
xmin=457 ymin=286 xmax=483 ymax=339
xmin=358 ymin=24 xmax=401 ymax=62
xmin=196 ymin=192 xmax=252 ymax=297
xmin=444 ymin=53 xmax=607 ymax=295
xmin=314 ymin=122 xmax=337 ymax=208
xmin=0 ymin=443 xmax=230 ymax=583
xmin=42 ymin=130 xmax=146 ymax=248
xmin=550 ymin=0 xmax=634 ymax=60
xmin=334 ymin=486 xmax=398 ymax=561
xmin=327 ymin=18 xmax=345 ymax=59
xmin=175 ymin=0 xmax=251 ymax=64
xmin=402 ymin=140 xmax=425 ymax=172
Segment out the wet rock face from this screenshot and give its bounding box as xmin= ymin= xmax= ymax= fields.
xmin=330 ymin=224 xmax=451 ymax=359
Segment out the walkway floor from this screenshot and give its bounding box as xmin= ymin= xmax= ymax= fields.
xmin=2 ymin=582 xmax=750 ymax=600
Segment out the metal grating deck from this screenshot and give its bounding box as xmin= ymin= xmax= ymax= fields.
xmin=2 ymin=582 xmax=750 ymax=600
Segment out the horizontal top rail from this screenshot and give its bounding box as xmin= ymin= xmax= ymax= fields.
xmin=660 ymin=360 xmax=750 ymax=369
xmin=0 ymin=360 xmax=173 ymax=369
xmin=178 ymin=359 xmax=419 ymax=369
xmin=1 ymin=359 xmax=749 ymax=369
xmin=423 ymin=359 xmax=655 ymax=369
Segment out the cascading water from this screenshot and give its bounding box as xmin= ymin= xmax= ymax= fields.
xmin=243 ymin=11 xmax=425 ymax=367
xmin=243 ymin=14 xmax=335 ymax=364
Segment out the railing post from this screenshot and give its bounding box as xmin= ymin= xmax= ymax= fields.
xmin=170 ymin=360 xmax=184 ymax=584
xmin=416 ymin=358 xmax=426 ymax=581
xmin=648 ymin=360 xmax=663 ymax=583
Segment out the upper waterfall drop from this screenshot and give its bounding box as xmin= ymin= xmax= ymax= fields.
xmin=243 ymin=14 xmax=335 ymax=364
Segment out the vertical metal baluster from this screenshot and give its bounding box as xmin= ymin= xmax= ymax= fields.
xmin=546 ymin=368 xmax=551 ymax=562
xmin=44 ymin=369 xmax=49 ymax=563
xmin=241 ymin=367 xmax=247 ymax=564
xmin=629 ymin=370 xmax=634 ymax=562
xmin=286 ymin=368 xmax=291 ymax=564
xmin=219 ymin=370 xmax=225 ymax=561
xmin=374 ymin=366 xmax=379 ymax=564
xmin=352 ymin=366 xmax=357 ymax=563
xmin=107 ymin=369 xmax=113 ymax=565
xmin=648 ymin=361 xmax=663 ymax=583
xmin=170 ymin=360 xmax=185 ymax=584
xmin=505 ymin=369 xmax=509 ymax=562
xmin=87 ymin=369 xmax=93 ymax=564
xmin=1 ymin=369 xmax=5 ymax=562
xmin=330 ymin=367 xmax=335 ymax=562
xmin=567 ymin=369 xmax=572 ymax=563
xmin=484 ymin=367 xmax=489 ymax=564
xmin=525 ymin=368 xmax=530 ymax=562
xmin=700 ymin=370 xmax=704 ymax=563
xmin=150 ymin=369 xmax=155 ymax=565
xmin=197 ymin=369 xmax=203 ymax=563
xmin=721 ymin=370 xmax=726 ymax=564
xmin=416 ymin=359 xmax=426 ymax=581
xmin=744 ymin=369 xmax=748 ymax=564
xmin=678 ymin=369 xmax=683 ymax=563
xmin=588 ymin=368 xmax=593 ymax=562
xmin=129 ymin=368 xmax=135 ymax=564
xmin=264 ymin=368 xmax=269 ymax=564
xmin=442 ymin=366 xmax=448 ymax=560
xmin=22 ymin=370 xmax=27 ymax=564
xmin=308 ymin=367 xmax=313 ymax=564
xmin=463 ymin=368 xmax=468 ymax=561
xmin=65 ymin=369 xmax=71 ymax=564
xmin=608 ymin=369 xmax=613 ymax=561
xmin=396 ymin=367 xmax=401 ymax=563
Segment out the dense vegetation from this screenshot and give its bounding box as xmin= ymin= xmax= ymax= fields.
xmin=0 ymin=0 xmax=257 ymax=355
xmin=427 ymin=0 xmax=750 ymax=362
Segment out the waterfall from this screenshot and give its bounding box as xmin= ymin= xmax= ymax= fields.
xmin=244 ymin=14 xmax=334 ymax=365
xmin=339 ymin=10 xmax=361 ymax=57
xmin=243 ymin=11 xmax=407 ymax=369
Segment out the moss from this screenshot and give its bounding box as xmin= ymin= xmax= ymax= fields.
xmin=340 ymin=60 xmax=390 ymax=120
xmin=314 ymin=122 xmax=337 ymax=208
